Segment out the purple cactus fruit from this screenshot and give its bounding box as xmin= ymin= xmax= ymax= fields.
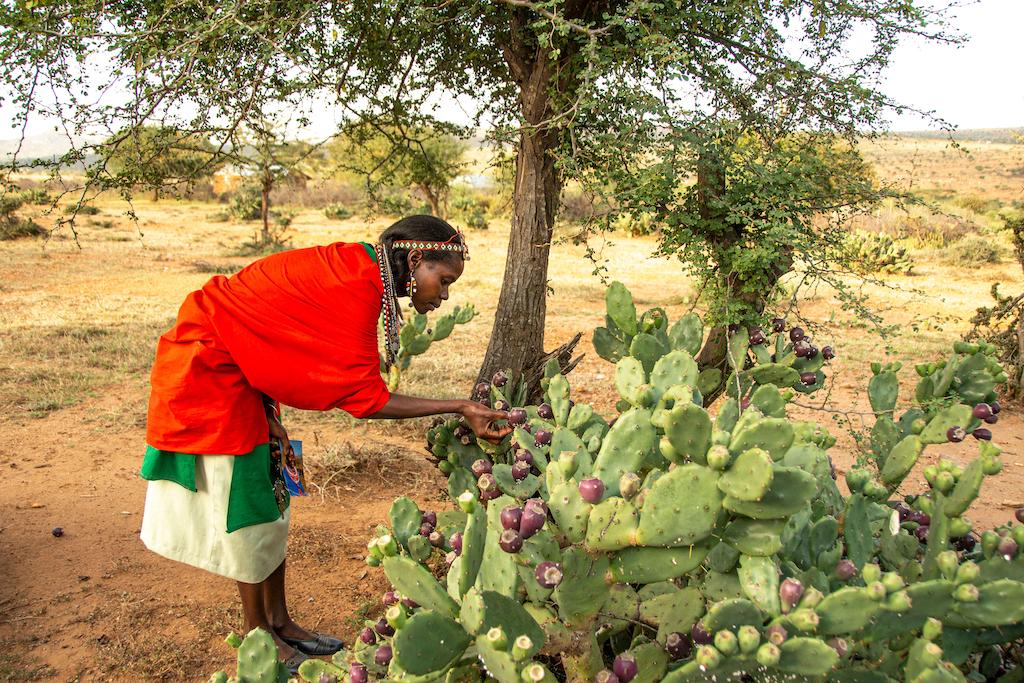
xmin=991 ymin=400 xmax=1002 ymax=414
xmin=480 ymin=487 xmax=501 ymax=502
xmin=514 ymin=449 xmax=534 ymax=466
xmin=612 ymin=653 xmax=638 ymax=683
xmin=421 ymin=510 xmax=437 ymax=527
xmin=985 ymin=414 xmax=999 ymax=425
xmin=375 ymin=644 xmax=393 ymax=666
xmin=972 ymin=428 xmax=992 ymax=441
xmin=471 ymin=459 xmax=493 ymax=477
xmin=912 ymin=511 xmax=931 ymax=526
xmin=740 ymin=397 xmax=751 ymax=411
xmin=790 ymin=327 xmax=805 ymax=342
xmin=800 ymin=372 xmax=817 ymax=386
xmin=579 ymin=477 xmax=605 ymax=504
xmin=538 ymin=403 xmax=554 ymax=420
xmin=499 ymin=529 xmax=523 ymax=553
xmin=492 ymin=370 xmax=508 ymax=387
xmin=512 ymin=461 xmax=531 ymax=481
xmin=534 ymin=561 xmax=563 ymax=589
xmin=947 ymin=426 xmax=966 ymax=443
xmin=500 ymin=505 xmax=523 ymax=531
xmin=822 ymin=346 xmax=835 ymax=360
xmin=374 ymin=617 xmax=395 ymax=637
xmin=998 ymin=537 xmax=1018 ymax=560
xmin=52 ymin=527 xmax=64 ymax=537
xmin=401 ymin=597 xmax=419 ymax=609
xmin=477 ymin=472 xmax=497 ymax=493
xmin=896 ymin=504 xmax=911 ymax=523
xmin=835 ymin=559 xmax=857 ymax=581
xmin=748 ymin=328 xmax=767 ymax=345
xmin=429 ymin=531 xmax=445 ymax=548
xmin=794 ymin=341 xmax=811 ymax=358
xmin=771 ymin=317 xmax=786 ymax=333
xmin=534 ymin=429 xmax=553 ymax=447
xmin=915 ymin=525 xmax=930 ymax=542
xmin=382 ymin=590 xmax=399 ymax=606
xmin=665 ymin=632 xmax=693 ymax=660
xmin=827 ymin=638 xmax=849 ymax=658
xmin=691 ymin=621 xmax=713 ymax=645
xmin=595 ymin=671 xmax=620 ymax=683
xmin=807 ymin=345 xmax=819 ymax=359
xmin=779 ymin=578 xmax=804 ymax=613
xmin=419 ymin=522 xmax=434 ymax=537
xmin=474 ymin=381 xmax=491 ymax=398
xmin=509 ymin=408 xmax=528 ymax=426
xmin=519 ymin=503 xmax=547 ymax=539
xmin=350 ymin=663 xmax=368 ymax=683
xmin=973 ymin=403 xmax=993 ymax=420
xmin=766 ymin=623 xmax=788 ymax=645
xmin=1016 ymin=507 xmax=1024 ymax=524
xmin=450 ymin=531 xmax=463 ymax=556
xmin=494 ymin=399 xmax=511 ymax=412
xmin=359 ymin=627 xmax=376 ymax=645
xmin=953 ymin=534 xmax=976 ymax=552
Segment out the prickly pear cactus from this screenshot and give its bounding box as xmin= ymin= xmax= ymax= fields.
xmin=213 ymin=283 xmax=1023 ymax=683
xmin=843 ymin=230 xmax=915 ymax=276
xmin=383 ymin=304 xmax=476 ymax=391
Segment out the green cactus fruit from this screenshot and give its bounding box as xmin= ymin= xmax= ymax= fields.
xmin=224 ymin=632 xmax=243 ymax=649
xmin=737 ymin=554 xmax=781 ymax=615
xmin=695 ymin=644 xmax=722 ymax=670
xmin=736 ymin=625 xmax=760 ymax=654
xmin=639 ymin=587 xmax=705 ymax=642
xmin=942 ymin=457 xmax=984 ymax=517
xmin=547 ymin=481 xmax=590 ymax=544
xmin=711 ymin=429 xmax=731 ymax=447
xmin=868 ymin=370 xmax=899 ymax=416
xmin=475 ymin=636 xmax=522 ymax=683
xmin=659 ymin=402 xmax=712 ymax=466
xmin=879 ymin=434 xmax=924 ymax=487
xmin=936 ymin=551 xmax=958 ymax=581
xmin=610 ymin=544 xmax=712 ymax=584
xmin=669 ymin=312 xmax=704 ymax=356
xmin=718 ymin=447 xmax=774 ymax=501
xmin=787 ymin=608 xmax=821 ymax=632
xmin=236 ymin=628 xmax=285 ymax=683
xmin=905 ymin=638 xmax=944 ymax=681
xmin=592 ymin=408 xmax=657 ymax=496
xmin=703 ymin=598 xmax=763 ymax=632
xmin=776 ymin=637 xmax=839 ymax=676
xmin=756 ymin=642 xmax=781 ymax=667
xmin=391 ymin=611 xmax=471 ymax=676
xmin=650 ymin=350 xmax=700 ymax=395
xmin=553 ymin=547 xmax=611 ymax=628
xmin=815 ymin=587 xmax=881 ymax=635
xmin=713 ymin=629 xmax=738 ymax=655
xmin=723 ymin=466 xmax=817 ymax=519
xmin=729 ymin=417 xmax=795 ymax=461
xmin=706 ymin=444 xmax=731 ymax=470
xmin=722 ymin=518 xmax=785 ymax=558
xmin=585 ymin=497 xmax=639 ymax=551
xmin=383 ymin=556 xmax=459 ymax=618
xmin=636 ymin=464 xmax=723 ymax=546
xmin=919 ymin=404 xmax=973 ymax=444
xmin=955 ymin=561 xmax=980 ymax=585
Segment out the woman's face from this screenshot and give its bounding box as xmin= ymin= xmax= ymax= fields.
xmin=408 ymin=252 xmax=464 ymax=314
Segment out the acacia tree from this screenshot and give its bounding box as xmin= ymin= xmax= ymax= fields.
xmin=102 ymin=125 xmax=218 ymax=201
xmin=0 ymin=0 xmax=959 ymax=387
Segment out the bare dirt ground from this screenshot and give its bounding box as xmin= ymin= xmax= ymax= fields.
xmin=1 ymin=145 xmax=1023 ymax=680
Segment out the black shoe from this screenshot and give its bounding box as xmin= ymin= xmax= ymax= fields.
xmin=281 ymin=632 xmax=345 ymax=656
xmin=282 ymin=650 xmax=309 ymax=676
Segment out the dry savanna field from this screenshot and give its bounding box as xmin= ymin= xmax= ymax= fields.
xmin=1 ymin=136 xmax=1023 ymax=681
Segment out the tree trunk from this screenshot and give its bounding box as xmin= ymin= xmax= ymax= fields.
xmin=421 ymin=184 xmax=443 ymax=218
xmin=476 ymin=45 xmax=561 ymax=386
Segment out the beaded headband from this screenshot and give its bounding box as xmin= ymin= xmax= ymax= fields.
xmin=390 ymin=231 xmax=470 ymax=259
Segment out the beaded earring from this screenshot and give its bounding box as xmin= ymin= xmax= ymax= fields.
xmin=408 ymin=272 xmax=418 ymax=307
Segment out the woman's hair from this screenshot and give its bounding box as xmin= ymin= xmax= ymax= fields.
xmin=380 ymin=215 xmax=465 ymax=295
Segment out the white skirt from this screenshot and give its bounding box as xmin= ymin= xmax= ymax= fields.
xmin=140 ymin=453 xmax=290 ymax=584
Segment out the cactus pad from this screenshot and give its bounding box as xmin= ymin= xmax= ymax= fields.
xmin=639 ymin=587 xmax=705 ymax=641
xmin=747 ymin=364 xmax=801 ymax=388
xmin=392 ymin=611 xmax=472 ymax=676
xmin=636 ymin=464 xmax=722 ymax=546
xmin=879 ymin=435 xmax=924 ymax=486
xmin=776 ymin=637 xmax=839 ymax=676
xmin=592 ymin=408 xmax=657 ymax=496
xmin=718 ymin=447 xmax=774 ymax=501
xmin=919 ymin=404 xmax=973 ymax=444
xmin=609 ymin=544 xmax=711 ymax=583
xmin=815 ymin=587 xmax=881 ymax=635
xmin=383 ymin=556 xmax=459 ymax=618
xmin=729 ymin=417 xmax=795 ymax=461
xmin=703 ymin=598 xmax=764 ymax=631
xmin=664 ymin=403 xmax=712 ymax=465
xmin=650 ymin=350 xmax=699 ymax=394
xmin=738 ymin=554 xmax=781 ymax=615
xmin=553 ymin=547 xmax=611 ymax=628
xmin=723 ymin=466 xmax=817 ymax=519
xmin=722 ymin=518 xmax=785 ymax=556
xmin=585 ymin=497 xmax=639 ymax=551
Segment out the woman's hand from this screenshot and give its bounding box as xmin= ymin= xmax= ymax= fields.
xmin=461 ymin=401 xmax=513 ymax=443
xmin=267 ymin=414 xmax=294 ymax=459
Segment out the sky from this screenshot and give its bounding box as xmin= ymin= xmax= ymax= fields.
xmin=880 ymin=0 xmax=1023 ymax=129
xmin=1 ymin=0 xmax=1021 ymax=146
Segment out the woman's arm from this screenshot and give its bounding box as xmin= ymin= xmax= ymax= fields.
xmin=369 ymin=393 xmax=511 ymax=442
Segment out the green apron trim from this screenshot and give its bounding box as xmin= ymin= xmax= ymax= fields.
xmin=141 ymin=445 xmax=196 ymax=491
xmin=141 ymin=444 xmax=287 ymax=533
xmin=359 ymin=242 xmax=377 ymax=262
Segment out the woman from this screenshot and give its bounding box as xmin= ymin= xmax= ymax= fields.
xmin=139 ymin=215 xmax=509 ymax=672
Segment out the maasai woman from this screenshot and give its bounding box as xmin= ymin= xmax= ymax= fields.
xmin=139 ymin=215 xmax=509 ymax=672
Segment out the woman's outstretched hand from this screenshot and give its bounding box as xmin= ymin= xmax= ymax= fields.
xmin=462 ymin=401 xmax=513 ymax=443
